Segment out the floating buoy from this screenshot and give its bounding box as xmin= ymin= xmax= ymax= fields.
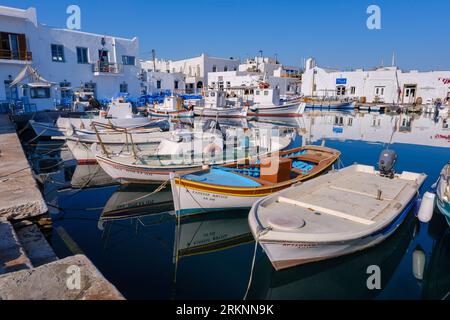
xmin=417 ymin=192 xmax=436 ymax=223
xmin=412 ymin=245 xmax=426 ymax=280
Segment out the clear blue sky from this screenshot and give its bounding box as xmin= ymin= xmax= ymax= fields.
xmin=2 ymin=0 xmax=449 ymax=70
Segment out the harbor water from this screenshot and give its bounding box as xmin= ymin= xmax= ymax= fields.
xmin=27 ymin=111 xmax=450 ymax=300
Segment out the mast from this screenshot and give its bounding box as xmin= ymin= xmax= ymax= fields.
xmin=151 ymin=49 xmax=156 ymax=72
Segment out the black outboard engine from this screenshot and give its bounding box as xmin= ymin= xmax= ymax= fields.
xmin=378 ymin=149 xmax=397 ymax=178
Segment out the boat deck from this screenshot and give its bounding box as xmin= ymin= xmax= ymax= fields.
xmin=256 ymin=165 xmax=425 ymax=242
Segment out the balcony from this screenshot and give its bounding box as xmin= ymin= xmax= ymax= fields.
xmin=92 ymin=61 xmax=123 ymax=76
xmin=0 ymin=49 xmax=32 ymax=63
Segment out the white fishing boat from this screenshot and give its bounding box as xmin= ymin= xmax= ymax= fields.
xmin=171 ymin=146 xmax=340 ymax=216
xmin=64 ymin=128 xmax=170 ymax=163
xmin=29 ymin=98 xmax=157 ymax=138
xmin=147 ymin=95 xmax=194 ymax=118
xmin=249 ymin=151 xmax=426 ymax=270
xmin=96 ymin=128 xmax=293 ymax=184
xmin=56 ymin=98 xmax=153 ymax=133
xmin=194 ymin=91 xmax=248 ymax=118
xmin=248 ymin=87 xmax=305 ymax=117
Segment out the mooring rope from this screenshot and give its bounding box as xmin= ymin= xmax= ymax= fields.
xmin=243 ymin=226 xmax=272 ymax=300
xmin=119 ymin=179 xmax=170 ymax=207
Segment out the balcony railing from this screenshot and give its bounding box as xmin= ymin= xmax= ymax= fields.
xmin=92 ymin=62 xmax=123 ymax=74
xmin=0 ymin=49 xmax=32 ymax=61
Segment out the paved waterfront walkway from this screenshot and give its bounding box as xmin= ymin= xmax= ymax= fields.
xmin=0 ymin=114 xmax=47 ymax=220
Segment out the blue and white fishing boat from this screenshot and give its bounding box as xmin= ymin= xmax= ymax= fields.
xmin=436 ymin=163 xmax=450 ymax=225
xmin=171 ymin=146 xmax=340 ymax=216
xmin=249 ymin=150 xmax=426 ymax=270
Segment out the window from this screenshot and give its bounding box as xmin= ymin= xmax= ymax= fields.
xmin=224 ymin=66 xmax=228 ymax=72
xmin=30 ymin=87 xmax=50 ymax=99
xmin=264 ymin=91 xmax=269 ymax=96
xmin=174 ymin=80 xmax=179 ymax=90
xmin=350 ymin=86 xmax=356 ymax=94
xmin=76 ymin=47 xmax=88 ymax=64
xmin=256 ymin=90 xmax=260 ymax=95
xmin=212 ymin=65 xmax=217 ymax=72
xmin=336 ymin=86 xmax=346 ymax=96
xmin=51 ymin=44 xmax=65 ymax=62
xmin=156 ymin=80 xmax=161 ymax=89
xmin=122 ymin=55 xmax=135 ymax=65
xmin=375 ymin=86 xmax=385 ymax=96
xmin=119 ymin=82 xmax=128 ymax=93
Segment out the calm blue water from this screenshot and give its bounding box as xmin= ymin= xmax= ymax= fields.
xmin=29 ymin=111 xmax=450 ymax=300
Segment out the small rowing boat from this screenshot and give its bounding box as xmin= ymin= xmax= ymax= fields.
xmin=248 ymin=161 xmax=426 ymax=270
xmin=170 ymin=145 xmax=340 ymax=216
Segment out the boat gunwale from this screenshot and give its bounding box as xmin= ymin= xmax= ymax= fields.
xmin=174 ymin=146 xmax=341 ymax=196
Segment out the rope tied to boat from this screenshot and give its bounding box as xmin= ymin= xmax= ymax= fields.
xmin=243 ymin=225 xmax=272 ymax=300
xmin=118 ymin=179 xmax=170 ymax=208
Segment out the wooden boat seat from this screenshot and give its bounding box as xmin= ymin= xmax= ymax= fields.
xmin=293 ymin=153 xmax=326 ymax=164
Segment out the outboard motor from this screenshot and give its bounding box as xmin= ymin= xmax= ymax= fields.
xmin=378 ymin=149 xmax=397 ymax=178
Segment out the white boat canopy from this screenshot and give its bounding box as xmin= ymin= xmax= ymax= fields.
xmin=10 ymin=65 xmax=56 ymax=88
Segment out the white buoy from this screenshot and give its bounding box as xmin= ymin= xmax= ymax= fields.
xmin=417 ymin=192 xmax=436 ymax=223
xmin=412 ymin=246 xmax=426 ymax=280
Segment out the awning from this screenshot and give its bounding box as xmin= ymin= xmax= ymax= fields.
xmin=10 ymin=65 xmax=55 ymax=87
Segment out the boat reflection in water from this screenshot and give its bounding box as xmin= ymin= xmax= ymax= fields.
xmin=419 ymin=213 xmax=450 ymax=300
xmin=246 ymin=211 xmax=419 ymax=300
xmin=101 ymin=184 xmax=174 ymax=220
xmin=99 ymin=191 xmax=254 ymax=299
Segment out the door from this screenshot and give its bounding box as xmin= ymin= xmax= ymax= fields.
xmin=9 ymin=34 xmax=19 ymax=59
xmin=403 ymin=85 xmax=417 ymax=104
xmin=98 ymin=50 xmax=109 ymax=72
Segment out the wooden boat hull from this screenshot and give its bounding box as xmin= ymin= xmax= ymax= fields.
xmin=96 ymin=155 xmax=201 ymax=183
xmin=171 ymin=146 xmax=340 ymax=216
xmin=248 ymin=102 xmax=305 ymax=117
xmin=148 ymin=108 xmax=194 ymax=118
xmin=251 ymin=190 xmax=418 ymax=271
xmin=66 ymin=139 xmax=160 ymax=163
xmin=194 ymin=106 xmax=248 ymax=118
xmin=29 ymin=120 xmax=65 ymax=137
xmin=249 ymin=164 xmax=426 ymax=270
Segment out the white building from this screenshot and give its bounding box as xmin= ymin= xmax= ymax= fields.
xmin=301 ymin=58 xmax=450 ymax=104
xmin=139 ymin=60 xmax=185 ymax=95
xmin=143 ymin=53 xmax=240 ymax=94
xmin=208 ymin=56 xmax=301 ymax=96
xmin=0 ymin=5 xmax=141 ymax=110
